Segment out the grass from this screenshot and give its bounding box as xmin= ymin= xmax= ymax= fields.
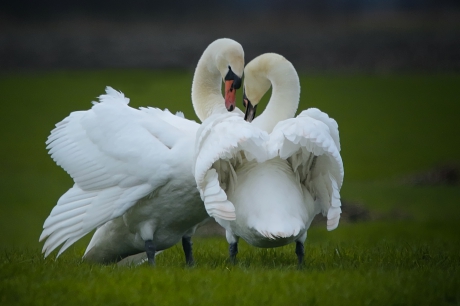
xmin=2 ymin=231 xmax=459 ymax=305
xmin=0 ymin=70 xmax=459 ymax=305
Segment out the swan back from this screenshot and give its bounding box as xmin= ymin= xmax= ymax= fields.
xmin=244 ymin=53 xmax=300 ymax=133
xmin=192 ymin=38 xmax=244 ymax=122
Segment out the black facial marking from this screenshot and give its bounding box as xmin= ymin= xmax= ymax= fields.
xmin=224 ymin=66 xmax=235 ymax=81
xmin=233 ymin=76 xmax=242 ymax=89
xmin=225 ymin=66 xmax=242 ymax=89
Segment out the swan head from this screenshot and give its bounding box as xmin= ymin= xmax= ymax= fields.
xmin=242 ymin=53 xmax=299 ymax=123
xmin=223 ymin=66 xmax=242 ymax=112
xmin=192 ymin=38 xmax=244 ymax=122
xmin=214 ymin=39 xmax=244 ymax=112
xmin=242 ymin=53 xmax=279 ymax=122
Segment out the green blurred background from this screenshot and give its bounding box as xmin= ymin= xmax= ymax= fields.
xmin=1 ymin=0 xmax=459 ymax=268
xmin=1 ymin=71 xmax=459 ymax=250
xmin=1 ymin=3 xmax=460 ymax=304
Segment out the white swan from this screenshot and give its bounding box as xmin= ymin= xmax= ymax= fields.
xmin=39 ymin=38 xmax=245 ymax=265
xmin=194 ymin=53 xmax=343 ymax=265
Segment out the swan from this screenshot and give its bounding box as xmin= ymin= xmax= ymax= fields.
xmin=39 ymin=38 xmax=245 ymax=266
xmin=194 ymin=53 xmax=343 ymax=265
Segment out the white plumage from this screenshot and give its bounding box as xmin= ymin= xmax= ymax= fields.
xmin=41 ymin=88 xmax=204 ymax=259
xmin=268 ymin=108 xmax=344 ymax=231
xmin=194 ymin=112 xmax=269 ymax=221
xmin=194 ymin=53 xmax=344 ymax=264
xmin=40 ymin=38 xmax=245 ymax=265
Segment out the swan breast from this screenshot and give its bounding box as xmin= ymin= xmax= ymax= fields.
xmin=228 ymin=157 xmax=311 ymax=247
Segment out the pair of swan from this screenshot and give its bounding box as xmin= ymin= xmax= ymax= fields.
xmin=40 ymin=38 xmax=343 ymax=266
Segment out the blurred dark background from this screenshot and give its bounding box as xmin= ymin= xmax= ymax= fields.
xmin=1 ymin=0 xmax=459 ymax=73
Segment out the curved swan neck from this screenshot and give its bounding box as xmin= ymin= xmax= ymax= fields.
xmin=192 ymin=52 xmax=226 ymax=122
xmin=192 ymin=39 xmax=243 ymax=122
xmin=251 ymin=55 xmax=300 ymax=133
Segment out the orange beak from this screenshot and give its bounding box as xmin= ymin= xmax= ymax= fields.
xmin=225 ymin=80 xmax=236 ymax=112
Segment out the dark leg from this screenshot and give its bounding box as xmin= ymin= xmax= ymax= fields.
xmin=182 ymin=236 xmax=194 ymax=266
xmin=229 ymin=242 xmax=238 ymax=264
xmin=295 ymin=241 xmax=304 ymax=267
xmin=145 ymin=240 xmax=156 ymax=266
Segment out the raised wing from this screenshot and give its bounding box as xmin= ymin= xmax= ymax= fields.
xmin=140 ymin=107 xmax=199 ymax=139
xmin=40 ymin=87 xmax=198 ymax=257
xmin=268 ymin=108 xmax=344 ymax=231
xmin=194 ymin=112 xmax=269 ymax=220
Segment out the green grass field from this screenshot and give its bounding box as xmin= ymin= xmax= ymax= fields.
xmin=1 ymin=71 xmax=459 ymax=305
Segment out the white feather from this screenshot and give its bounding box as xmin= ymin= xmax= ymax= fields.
xmin=40 ymin=88 xmax=189 ymax=257
xmin=193 ymin=53 xmax=344 ymax=254
xmin=41 ymin=38 xmax=246 ymax=263
xmin=194 ymin=112 xmax=269 ymax=220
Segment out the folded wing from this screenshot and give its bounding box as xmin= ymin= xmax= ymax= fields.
xmin=268 ymin=108 xmax=344 ymax=230
xmin=194 ymin=112 xmax=269 ymax=221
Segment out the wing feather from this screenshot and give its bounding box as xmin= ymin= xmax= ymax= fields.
xmin=269 ymin=108 xmax=344 ymax=230
xmin=304 ymin=108 xmax=341 ymax=151
xmin=41 ymin=87 xmax=198 ymax=257
xmin=194 ymin=112 xmax=269 ymax=220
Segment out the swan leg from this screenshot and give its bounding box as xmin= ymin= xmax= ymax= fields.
xmin=225 ymin=230 xmax=239 ymax=264
xmin=145 ymin=240 xmax=156 ymax=266
xmin=229 ymin=242 xmax=238 ymax=264
xmin=182 ymin=236 xmax=194 ymax=266
xmin=295 ymin=241 xmax=305 ymax=267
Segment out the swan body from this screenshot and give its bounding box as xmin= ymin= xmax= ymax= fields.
xmin=40 ymin=38 xmax=245 ymax=265
xmin=227 ymin=157 xmax=313 ymax=248
xmin=194 ymin=53 xmax=343 ymax=264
